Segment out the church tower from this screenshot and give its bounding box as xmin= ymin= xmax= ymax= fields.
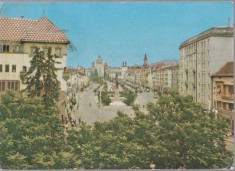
xmin=143 ymin=53 xmax=148 ymax=66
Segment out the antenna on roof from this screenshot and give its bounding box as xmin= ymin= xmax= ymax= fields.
xmin=228 ymin=18 xmax=231 ymax=27
xmin=43 ymin=10 xmax=45 ymax=16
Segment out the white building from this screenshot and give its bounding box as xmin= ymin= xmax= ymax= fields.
xmin=179 ymin=26 xmax=234 ymax=109
xmin=0 ymin=16 xmax=69 ymax=92
xmin=95 ymin=55 xmax=104 ymax=78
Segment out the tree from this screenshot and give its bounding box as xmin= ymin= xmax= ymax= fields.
xmin=122 ymin=90 xmax=136 ymax=106
xmin=22 ymin=48 xmax=45 ymax=97
xmin=66 ymin=90 xmax=232 ymax=169
xmin=147 ymin=91 xmax=233 ymax=169
xmin=43 ymin=49 xmax=60 ymax=106
xmin=67 ymin=112 xmax=153 ymax=169
xmin=22 ymin=48 xmax=60 ymax=107
xmin=0 ymin=91 xmax=73 ymax=169
xmin=98 ymin=91 xmax=111 ymax=105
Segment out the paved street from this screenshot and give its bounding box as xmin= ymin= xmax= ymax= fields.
xmin=77 ymin=83 xmax=134 ymax=125
xmin=134 ymin=91 xmax=157 ymax=113
xmin=77 ymin=83 xmax=100 ymax=124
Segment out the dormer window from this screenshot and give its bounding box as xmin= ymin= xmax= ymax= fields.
xmin=43 ymin=48 xmax=49 ymax=55
xmin=55 ymin=48 xmax=61 ymax=56
xmin=13 ymin=45 xmax=23 ymax=53
xmin=2 ymin=45 xmax=9 ymax=52
xmin=30 ymin=47 xmax=37 ymax=55
xmin=43 ymin=47 xmax=51 ymax=55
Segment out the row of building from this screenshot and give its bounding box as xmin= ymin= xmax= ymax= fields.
xmin=0 ymin=16 xmax=234 ymax=133
xmin=90 ymin=26 xmax=234 ymax=134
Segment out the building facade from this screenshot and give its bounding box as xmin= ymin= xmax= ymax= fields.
xmin=95 ymin=55 xmax=104 ymax=78
xmin=179 ymin=27 xmax=234 ymax=109
xmin=212 ymin=62 xmax=234 ymax=135
xmin=0 ymin=16 xmax=69 ymax=92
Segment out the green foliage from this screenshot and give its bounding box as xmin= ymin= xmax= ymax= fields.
xmin=66 ymin=112 xmax=155 ymax=169
xmin=122 ymin=90 xmax=137 ymax=106
xmin=65 ymin=92 xmax=232 ymax=169
xmin=0 ymin=90 xmax=232 ymax=169
xmin=147 ymin=92 xmax=233 ymax=169
xmin=0 ymin=91 xmax=75 ymax=169
xmin=22 ymin=48 xmax=60 ymax=107
xmin=99 ymin=91 xmax=111 ymax=105
xmin=90 ymin=69 xmax=103 ymax=83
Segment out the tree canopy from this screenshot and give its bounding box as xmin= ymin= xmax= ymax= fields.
xmin=0 ymin=90 xmax=232 ymax=169
xmin=22 ymin=48 xmax=60 ymax=107
xmin=66 ymin=90 xmax=233 ymax=169
xmin=0 ymin=91 xmax=76 ymax=169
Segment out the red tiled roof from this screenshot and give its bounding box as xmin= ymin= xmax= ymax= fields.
xmin=152 ymin=63 xmax=165 ymax=70
xmin=0 ymin=16 xmax=69 ymax=44
xmin=127 ymin=67 xmax=141 ymax=72
xmin=212 ymin=62 xmax=234 ymax=77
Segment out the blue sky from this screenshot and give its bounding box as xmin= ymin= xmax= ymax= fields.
xmin=0 ymin=2 xmax=233 ymax=68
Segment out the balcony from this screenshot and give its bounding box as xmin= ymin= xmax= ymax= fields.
xmin=221 ymin=94 xmax=234 ymax=101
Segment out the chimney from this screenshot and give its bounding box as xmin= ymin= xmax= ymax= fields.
xmin=228 ymin=18 xmax=231 ymax=27
xmin=20 ymin=15 xmax=24 ymax=19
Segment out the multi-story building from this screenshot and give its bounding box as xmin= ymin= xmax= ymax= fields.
xmin=121 ymin=61 xmax=128 ymax=80
xmin=172 ymin=64 xmax=179 ymax=91
xmin=0 ymin=16 xmax=69 ymax=92
xmin=107 ymin=67 xmax=122 ymax=81
xmin=126 ymin=67 xmax=141 ymax=86
xmin=212 ymin=62 xmax=234 ymax=134
xmin=95 ymin=55 xmax=104 ymax=78
xmin=179 ymin=26 xmax=233 ymax=109
xmin=152 ymin=63 xmax=165 ymax=91
xmin=152 ymin=62 xmax=179 ymax=91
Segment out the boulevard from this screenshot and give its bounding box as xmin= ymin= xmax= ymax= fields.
xmin=77 ymin=82 xmax=156 ymax=125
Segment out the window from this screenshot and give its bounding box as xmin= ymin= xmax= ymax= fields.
xmin=0 ymin=45 xmax=3 ymax=52
xmin=12 ymin=65 xmax=16 ymax=72
xmin=15 ymin=82 xmax=18 ymax=91
xmin=30 ymin=47 xmax=37 ymax=55
xmin=22 ymin=66 xmax=27 ymax=72
xmin=0 ymin=65 xmax=2 ymax=72
xmin=229 ymin=85 xmax=234 ymax=95
xmin=43 ymin=47 xmax=50 ymax=55
xmin=55 ymin=48 xmax=61 ymax=56
xmin=0 ymin=82 xmax=5 ymax=91
xmin=11 ymin=82 xmax=14 ymax=90
xmin=5 ymin=65 xmax=9 ymax=72
xmin=3 ymin=45 xmax=10 ymax=52
xmin=8 ymin=82 xmax=10 ymax=89
xmin=217 ymin=85 xmax=221 ymax=93
xmin=19 ymin=46 xmax=23 ymax=53
xmin=13 ymin=45 xmax=17 ymax=53
xmin=229 ymin=103 xmax=234 ymax=111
